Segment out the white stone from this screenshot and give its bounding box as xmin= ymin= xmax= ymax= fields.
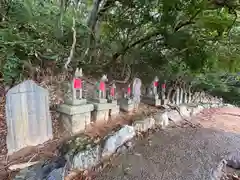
xmin=154 ymin=111 xmax=169 ymax=128
xmin=133 ymin=117 xmax=155 ymax=132
xmin=167 ymin=110 xmax=182 ymax=123
xmin=102 ymin=125 xmax=135 ymax=158
xmin=71 ymin=145 xmax=100 ymax=169
xmin=179 ymin=105 xmax=191 ymax=117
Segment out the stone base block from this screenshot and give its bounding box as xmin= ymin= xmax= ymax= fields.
xmin=60 ymin=111 xmax=91 ymax=134
xmin=57 ymin=103 xmax=94 ymax=135
xmin=64 ymin=98 xmax=87 ymax=106
xmin=92 ymin=109 xmax=109 ymax=122
xmin=141 ymin=96 xmax=161 ymax=106
xmin=161 ymin=99 xmax=168 ymax=105
xmin=92 ymin=102 xmax=113 ymax=122
xmin=107 ymin=100 xmax=117 ymax=104
xmin=91 ymin=98 xmax=108 ymax=104
xmin=119 ymin=99 xmax=134 ymax=112
xmin=57 ymin=103 xmax=94 ymax=115
xmin=110 ymin=105 xmax=120 ymax=117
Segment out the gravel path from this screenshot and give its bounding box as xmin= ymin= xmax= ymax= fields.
xmin=95 ymin=107 xmax=240 ymax=180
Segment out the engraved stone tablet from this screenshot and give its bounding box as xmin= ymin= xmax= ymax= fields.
xmin=5 ymin=80 xmax=53 ymax=154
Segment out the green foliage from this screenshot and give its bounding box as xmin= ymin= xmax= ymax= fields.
xmin=0 ymin=0 xmax=240 ymax=86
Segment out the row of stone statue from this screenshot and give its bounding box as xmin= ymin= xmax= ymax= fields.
xmin=5 ymin=68 xmax=222 ymax=155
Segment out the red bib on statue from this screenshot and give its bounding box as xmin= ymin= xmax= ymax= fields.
xmin=162 ymin=84 xmax=166 ymax=89
xmin=99 ymin=81 xmax=105 ymax=91
xmin=73 ymin=78 xmax=82 ymax=89
xmin=154 ymin=81 xmax=158 ymax=87
xmin=110 ymin=88 xmax=115 ymax=96
xmin=127 ymin=87 xmax=131 ymax=94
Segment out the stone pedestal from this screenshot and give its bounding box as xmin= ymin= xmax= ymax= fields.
xmin=161 ymin=99 xmax=168 ymax=105
xmin=141 ymin=96 xmax=161 ymax=106
xmin=91 ymin=99 xmax=113 ymax=122
xmin=57 ymin=99 xmax=94 ymax=134
xmin=108 ymin=100 xmax=120 ymax=117
xmin=119 ymin=98 xmax=134 ymax=112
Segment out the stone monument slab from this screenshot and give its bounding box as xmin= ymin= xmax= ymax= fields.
xmin=6 ymin=80 xmax=53 ymax=155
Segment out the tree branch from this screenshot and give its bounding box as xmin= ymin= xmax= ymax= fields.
xmin=65 ymin=12 xmax=76 ymax=69
xmin=109 ymin=9 xmax=202 ymax=65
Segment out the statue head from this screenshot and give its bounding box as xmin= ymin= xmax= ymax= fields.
xmin=101 ymin=74 xmax=108 ymax=82
xmin=75 ymin=68 xmax=83 ymax=77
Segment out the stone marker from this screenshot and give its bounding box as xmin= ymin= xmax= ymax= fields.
xmin=183 ymin=90 xmax=188 ymax=104
xmin=179 ymin=88 xmax=183 ymax=104
xmin=107 ymin=82 xmax=120 ymax=117
xmin=161 ymin=81 xmax=167 ymax=105
xmin=6 ymin=80 xmax=53 ymax=155
xmin=119 ymin=84 xmax=134 ymax=112
xmin=91 ymin=75 xmax=113 ymax=122
xmin=132 ymin=78 xmax=142 ymax=111
xmin=175 ymin=87 xmax=180 ymax=105
xmin=57 ymin=68 xmax=94 ymax=134
xmin=141 ymin=76 xmax=161 ymax=106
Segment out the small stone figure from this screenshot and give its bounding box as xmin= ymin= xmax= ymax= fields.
xmin=109 ymin=82 xmax=117 ymax=101
xmin=96 ymin=74 xmax=108 ymax=99
xmin=152 ymin=76 xmax=159 ymax=97
xmin=132 ymin=78 xmax=142 ymax=111
xmin=72 ymin=68 xmax=83 ymax=100
xmin=127 ymin=84 xmax=131 ymax=99
xmin=161 ymin=81 xmax=166 ymax=100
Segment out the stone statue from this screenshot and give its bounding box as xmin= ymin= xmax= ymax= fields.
xmin=152 ymin=76 xmax=159 ymax=98
xmin=72 ymin=68 xmax=83 ymax=100
xmin=64 ymin=68 xmax=83 ymax=100
xmin=132 ymin=78 xmax=142 ymax=110
xmin=161 ymin=80 xmax=166 ymax=100
xmin=109 ymin=82 xmax=116 ymax=101
xmin=95 ymin=74 xmax=108 ymax=99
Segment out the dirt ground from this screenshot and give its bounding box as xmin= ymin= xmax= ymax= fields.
xmin=93 ymin=107 xmax=240 ymax=180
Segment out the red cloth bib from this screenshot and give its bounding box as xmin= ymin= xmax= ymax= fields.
xmin=110 ymin=87 xmax=115 ymax=96
xmin=99 ymin=81 xmax=105 ymax=91
xmin=154 ymin=81 xmax=158 ymax=87
xmin=73 ymin=78 xmax=82 ymax=89
xmin=161 ymin=83 xmax=166 ymax=89
xmin=127 ymin=87 xmax=131 ymax=94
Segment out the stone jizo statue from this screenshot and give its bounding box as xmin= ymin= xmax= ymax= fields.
xmin=109 ymin=82 xmax=116 ymax=100
xmin=152 ymin=76 xmax=159 ymax=97
xmin=161 ymin=81 xmax=166 ymax=100
xmin=96 ymin=74 xmax=108 ymax=99
xmin=133 ymin=78 xmax=142 ymax=111
xmin=72 ymin=68 xmax=83 ymax=100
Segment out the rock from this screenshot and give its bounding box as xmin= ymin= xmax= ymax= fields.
xmin=179 ymin=105 xmax=191 ymax=117
xmin=102 ymin=125 xmax=135 ymax=158
xmin=210 ymin=159 xmax=227 ymax=180
xmin=133 ymin=117 xmax=155 ymax=132
xmin=13 ymin=157 xmax=66 ymax=180
xmin=70 ymin=145 xmax=101 ymax=170
xmin=226 ymin=151 xmax=240 ymax=169
xmin=153 ymin=112 xmax=169 ymax=128
xmin=191 ymin=105 xmax=204 ymax=116
xmin=167 ymin=110 xmax=182 ymax=123
xmin=46 ymin=168 xmax=64 ymax=180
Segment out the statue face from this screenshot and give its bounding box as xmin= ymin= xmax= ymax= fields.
xmin=101 ymin=74 xmax=108 ymax=81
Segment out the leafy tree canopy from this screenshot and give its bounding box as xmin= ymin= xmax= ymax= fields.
xmin=0 ymin=0 xmax=240 ymax=85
